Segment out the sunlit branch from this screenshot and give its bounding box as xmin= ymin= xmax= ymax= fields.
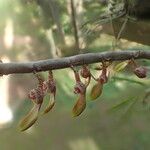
xmin=0 ymin=50 xmax=150 ymax=75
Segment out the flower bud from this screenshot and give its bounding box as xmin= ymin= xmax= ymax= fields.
xmin=80 ymin=65 xmax=91 ymax=79
xmin=74 ymin=86 xmax=81 ymax=94
xmin=99 ymin=74 xmax=108 ymax=84
xmin=28 ymin=88 xmax=44 ymax=104
xmin=74 ymin=82 xmax=86 ymax=94
xmin=134 ymin=66 xmax=147 ymax=78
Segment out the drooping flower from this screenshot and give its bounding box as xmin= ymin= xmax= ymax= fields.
xmin=19 ymin=86 xmax=45 ymax=131
xmin=90 ymin=62 xmax=108 ymax=100
xmin=42 ymin=71 xmax=56 ymax=114
xmin=71 ymin=67 xmax=87 ymax=117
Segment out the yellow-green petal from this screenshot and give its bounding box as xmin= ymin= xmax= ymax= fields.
xmin=72 ymin=94 xmax=86 ymax=117
xmin=114 ymin=61 xmax=128 ymax=72
xmin=90 ymin=82 xmax=103 ymax=100
xmin=19 ymin=104 xmax=40 ymax=132
xmin=43 ymin=94 xmax=55 ymax=114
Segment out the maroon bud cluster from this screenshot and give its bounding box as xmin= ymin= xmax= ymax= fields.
xmin=96 ymin=62 xmax=108 ymax=84
xmin=28 ymin=88 xmax=44 ymax=104
xmin=43 ymin=71 xmax=56 ymax=94
xmin=28 ymin=73 xmax=45 ymax=104
xmin=134 ymin=66 xmax=147 ymax=78
xmin=99 ymin=68 xmax=108 ymax=84
xmin=80 ymin=65 xmax=91 ymax=79
xmin=130 ymin=59 xmax=147 ymax=78
xmin=74 ymin=82 xmax=86 ymax=94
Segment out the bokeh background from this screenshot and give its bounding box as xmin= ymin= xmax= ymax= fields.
xmin=0 ymin=0 xmax=150 ymax=150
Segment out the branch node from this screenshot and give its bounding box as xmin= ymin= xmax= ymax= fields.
xmin=33 ymin=64 xmax=42 ymax=72
xmin=133 ymin=51 xmax=141 ymax=58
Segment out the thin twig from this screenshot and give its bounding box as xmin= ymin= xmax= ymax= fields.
xmin=0 ymin=50 xmax=150 ymax=75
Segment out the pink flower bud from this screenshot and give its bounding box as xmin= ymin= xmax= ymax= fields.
xmin=134 ymin=66 xmax=147 ymax=78
xmin=99 ymin=74 xmax=108 ymax=84
xmin=80 ymin=65 xmax=91 ymax=79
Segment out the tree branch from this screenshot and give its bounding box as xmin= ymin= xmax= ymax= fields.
xmin=0 ymin=50 xmax=150 ymax=75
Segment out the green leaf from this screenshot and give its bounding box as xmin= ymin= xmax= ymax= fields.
xmin=109 ymin=98 xmax=133 ymax=113
xmin=122 ymin=98 xmax=138 ymax=117
xmin=113 ymin=76 xmax=146 ymax=86
xmin=109 ymin=97 xmax=139 ymax=120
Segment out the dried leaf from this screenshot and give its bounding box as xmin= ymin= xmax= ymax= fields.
xmin=43 ymin=94 xmax=55 ymax=114
xmin=90 ymin=82 xmax=103 ymax=100
xmin=114 ymin=61 xmax=128 ymax=72
xmin=19 ymin=104 xmax=40 ymax=131
xmin=72 ymin=94 xmax=86 ymax=117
